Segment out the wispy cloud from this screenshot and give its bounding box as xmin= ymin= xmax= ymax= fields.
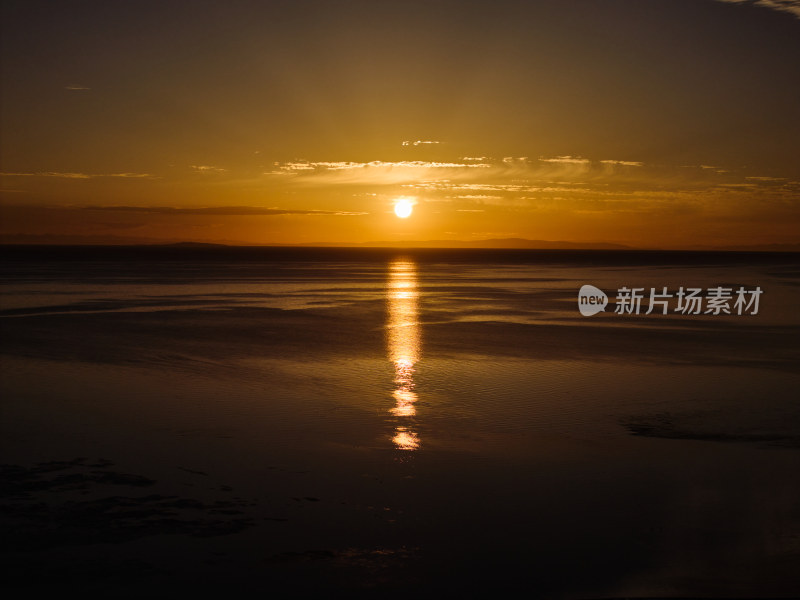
xmin=1 ymin=171 xmax=153 ymax=179
xmin=381 ymin=155 xmax=800 ymax=217
xmin=265 ymin=156 xmax=636 ymax=188
xmin=272 ymin=160 xmax=490 ymax=173
xmin=679 ymin=164 xmax=729 ymax=174
xmin=538 ymin=156 xmax=591 ymax=164
xmin=262 ymin=156 xmax=798 ymax=210
xmin=65 ymin=84 xmax=90 ymax=91
xmin=600 ymin=160 xmax=643 ymax=167
xmin=401 ymin=140 xmax=441 ymax=146
xmin=190 ymin=165 xmax=228 ymax=173
xmin=714 ymin=0 xmax=800 ymax=18
xmin=266 ymin=160 xmax=493 ymax=185
xmin=82 ymin=205 xmax=367 ymax=216
xmin=269 ymin=156 xmax=645 ymax=183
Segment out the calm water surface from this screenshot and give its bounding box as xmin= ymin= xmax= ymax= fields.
xmin=2 ymin=248 xmax=799 ymax=596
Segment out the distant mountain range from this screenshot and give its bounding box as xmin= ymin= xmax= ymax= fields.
xmin=304 ymin=238 xmax=634 ymax=250
xmin=2 ymin=234 xmax=799 ymax=252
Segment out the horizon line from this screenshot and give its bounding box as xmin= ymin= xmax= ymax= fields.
xmin=2 ymin=240 xmax=800 ymax=253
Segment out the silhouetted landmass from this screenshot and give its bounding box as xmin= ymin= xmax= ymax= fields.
xmin=3 ymin=235 xmax=799 ymax=251
xmin=2 ymin=244 xmax=799 ymax=267
xmin=307 ymin=237 xmax=634 ymax=250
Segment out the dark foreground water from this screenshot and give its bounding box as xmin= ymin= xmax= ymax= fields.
xmin=2 ymin=246 xmax=800 ymax=597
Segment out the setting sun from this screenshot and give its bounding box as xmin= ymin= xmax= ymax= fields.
xmin=394 ymin=199 xmax=414 ymax=219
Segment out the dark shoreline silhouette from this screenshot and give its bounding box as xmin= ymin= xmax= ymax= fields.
xmin=3 ymin=244 xmax=799 ymax=266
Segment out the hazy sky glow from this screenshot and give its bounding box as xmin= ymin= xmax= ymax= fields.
xmin=1 ymin=0 xmax=798 ymax=247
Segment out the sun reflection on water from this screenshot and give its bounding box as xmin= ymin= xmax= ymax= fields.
xmin=387 ymin=259 xmax=421 ymax=451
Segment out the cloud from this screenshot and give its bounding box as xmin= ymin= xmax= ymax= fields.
xmin=253 ymin=154 xmax=800 ymax=218
xmin=65 ymin=84 xmax=90 ymax=90
xmin=190 ymin=165 xmax=227 ymax=173
xmin=273 ymin=160 xmax=490 ymax=173
xmin=410 ymin=182 xmax=596 ymax=195
xmin=1 ymin=171 xmax=153 ymax=179
xmin=269 ymin=156 xmax=641 ymax=187
xmin=678 ymin=164 xmax=730 ymax=174
xmin=266 ymin=155 xmax=613 ymax=190
xmin=411 ymin=183 xmax=527 ymax=192
xmin=82 ymin=205 xmax=367 ymax=216
xmin=600 ymin=160 xmax=643 ymax=167
xmin=714 ymin=0 xmax=800 ymax=18
xmin=401 ymin=140 xmax=441 ymax=146
xmin=538 ymin=156 xmax=591 ymax=164
xmin=266 ymin=160 xmax=493 ymax=186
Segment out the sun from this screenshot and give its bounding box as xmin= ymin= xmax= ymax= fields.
xmin=394 ymin=198 xmax=414 ymax=219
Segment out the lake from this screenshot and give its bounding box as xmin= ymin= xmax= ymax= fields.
xmin=2 ymin=246 xmax=799 ymax=597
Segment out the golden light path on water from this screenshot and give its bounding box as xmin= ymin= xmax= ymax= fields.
xmin=386 ymin=259 xmax=421 ymax=451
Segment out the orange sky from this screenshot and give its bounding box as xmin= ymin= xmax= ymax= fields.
xmin=2 ymin=0 xmax=799 ymax=248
